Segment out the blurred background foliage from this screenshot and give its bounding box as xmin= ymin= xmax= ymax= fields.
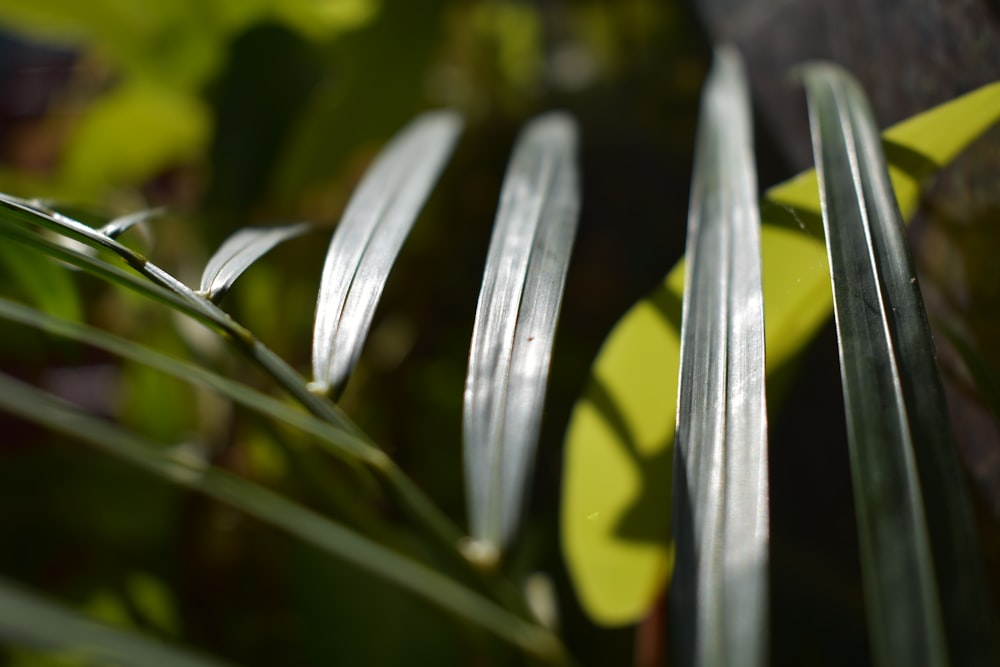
xmin=0 ymin=0 xmax=996 ymax=665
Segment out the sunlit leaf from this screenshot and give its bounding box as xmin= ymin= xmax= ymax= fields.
xmin=0 ymin=195 xmax=491 ymax=601
xmin=199 ymin=222 xmax=311 ymax=303
xmin=803 ymin=63 xmax=998 ymax=667
xmin=99 ymin=207 xmax=164 ymax=240
xmin=0 ymin=372 xmax=564 ymax=664
xmin=0 ymin=576 xmax=227 ymax=667
xmin=669 ymin=47 xmax=768 ymax=667
xmin=561 ymin=79 xmax=1000 ymax=625
xmin=463 ymin=112 xmax=580 ymax=561
xmin=0 ymin=194 xmax=360 ymax=437
xmin=311 ymin=111 xmax=463 ymax=397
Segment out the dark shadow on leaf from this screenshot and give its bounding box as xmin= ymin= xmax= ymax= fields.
xmin=882 ymin=140 xmax=941 ymax=181
xmin=581 ymin=277 xmax=683 ymax=547
xmin=668 ymin=443 xmax=697 ymax=667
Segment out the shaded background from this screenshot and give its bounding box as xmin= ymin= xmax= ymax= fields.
xmin=0 ymin=0 xmax=997 ymax=664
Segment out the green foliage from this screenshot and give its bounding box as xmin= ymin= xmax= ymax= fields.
xmin=561 ymin=78 xmax=1000 ymax=625
xmin=0 ymin=2 xmax=997 ymax=665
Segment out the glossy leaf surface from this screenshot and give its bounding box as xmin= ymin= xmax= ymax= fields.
xmin=669 ymin=47 xmax=768 ymax=667
xmin=311 ymin=111 xmax=463 ymax=396
xmin=562 ymin=79 xmax=1000 ymax=625
xmin=199 ymin=222 xmax=311 ymax=303
xmin=464 ymin=112 xmax=580 ymax=557
xmin=804 ymin=63 xmax=998 ymax=667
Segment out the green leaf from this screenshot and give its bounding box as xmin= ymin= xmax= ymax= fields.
xmin=803 ymin=63 xmax=998 ymax=667
xmin=0 ymin=297 xmax=370 ymax=463
xmin=59 ymin=81 xmax=210 ymax=197
xmin=0 ymin=194 xmax=360 ymax=439
xmin=99 ymin=208 xmax=165 ymax=240
xmin=0 ymin=195 xmax=516 ymax=620
xmin=0 ymin=372 xmax=565 ymax=664
xmin=463 ymin=112 xmax=580 ymax=561
xmin=0 ymin=576 xmax=228 ymax=667
xmin=199 ymin=222 xmax=312 ymax=303
xmin=561 ymin=79 xmax=1000 ymax=625
xmin=0 ymin=240 xmax=81 ymax=322
xmin=311 ymin=111 xmax=463 ymax=397
xmin=669 ymin=47 xmax=768 ymax=667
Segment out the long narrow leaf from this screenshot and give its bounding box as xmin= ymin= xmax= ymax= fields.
xmin=0 ymin=372 xmax=564 ymax=664
xmin=803 ymin=63 xmax=998 ymax=667
xmin=671 ymin=47 xmax=768 ymax=667
xmin=99 ymin=207 xmax=164 ymax=239
xmin=311 ymin=111 xmax=463 ymax=396
xmin=199 ymin=222 xmax=311 ymax=303
xmin=0 ymin=196 xmax=360 ymax=436
xmin=561 ymin=79 xmax=1000 ymax=626
xmin=0 ymin=297 xmax=369 ymax=461
xmin=0 ymin=212 xmax=474 ymax=555
xmin=0 ymin=577 xmax=228 ymax=667
xmin=463 ymin=112 xmax=580 ymax=559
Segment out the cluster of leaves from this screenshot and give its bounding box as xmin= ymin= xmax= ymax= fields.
xmin=1 ymin=2 xmax=999 ymax=665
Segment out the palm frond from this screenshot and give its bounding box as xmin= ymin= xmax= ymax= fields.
xmin=311 ymin=111 xmax=463 ymax=397
xmin=671 ymin=46 xmax=768 ymax=667
xmin=199 ymin=222 xmax=312 ymax=303
xmin=99 ymin=207 xmax=165 ymax=239
xmin=803 ymin=62 xmax=998 ymax=667
xmin=463 ymin=112 xmax=580 ymax=561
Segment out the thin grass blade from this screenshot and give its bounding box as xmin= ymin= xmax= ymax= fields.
xmin=803 ymin=63 xmax=998 ymax=667
xmin=670 ymin=47 xmax=768 ymax=667
xmin=0 ymin=576 xmax=228 ymax=667
xmin=463 ymin=112 xmax=580 ymax=560
xmin=199 ymin=222 xmax=311 ymax=303
xmin=311 ymin=111 xmax=463 ymax=396
xmin=0 ymin=372 xmax=564 ymax=664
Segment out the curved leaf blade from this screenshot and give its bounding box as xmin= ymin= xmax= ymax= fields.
xmin=99 ymin=207 xmax=165 ymax=240
xmin=464 ymin=112 xmax=580 ymax=559
xmin=311 ymin=111 xmax=464 ymax=396
xmin=0 ymin=195 xmax=362 ymax=437
xmin=669 ymin=47 xmax=768 ymax=667
xmin=803 ymin=63 xmax=998 ymax=667
xmin=561 ymin=80 xmax=1000 ymax=625
xmin=0 ymin=576 xmax=228 ymax=667
xmin=199 ymin=222 xmax=311 ymax=303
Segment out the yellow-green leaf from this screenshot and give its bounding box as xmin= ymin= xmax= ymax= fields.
xmin=561 ymin=79 xmax=1000 ymax=626
xmin=59 ymin=81 xmax=210 ymax=198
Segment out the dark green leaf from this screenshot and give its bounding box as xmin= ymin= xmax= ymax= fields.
xmin=0 ymin=372 xmax=565 ymax=664
xmin=803 ymin=62 xmax=999 ymax=667
xmin=0 ymin=576 xmax=229 ymax=667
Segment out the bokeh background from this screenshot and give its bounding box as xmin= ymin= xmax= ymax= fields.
xmin=0 ymin=1 xmax=997 ymax=665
